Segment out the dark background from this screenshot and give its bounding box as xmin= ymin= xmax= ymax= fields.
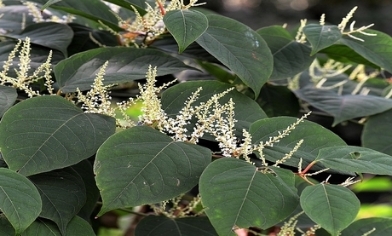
xmin=204 ymin=0 xmax=392 ymax=35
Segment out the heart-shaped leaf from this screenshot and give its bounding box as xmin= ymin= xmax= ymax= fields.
xmin=300 ymin=184 xmax=360 ymax=235
xmin=0 ymin=85 xmax=17 ymax=117
xmin=196 ymin=14 xmax=273 ymax=97
xmin=0 ymin=96 xmax=116 ymax=176
xmin=303 ymin=24 xmax=342 ymax=55
xmin=257 ymin=26 xmax=315 ymax=80
xmin=164 ymin=10 xmax=208 ymax=53
xmin=135 ymin=216 xmax=218 ymax=236
xmin=0 ymin=168 xmax=42 ymax=234
xmin=54 ymin=47 xmax=193 ymax=92
xmin=199 ymin=158 xmax=298 ymax=235
xmin=314 ymin=146 xmax=392 ymax=176
xmin=29 ymin=168 xmax=86 ymax=235
xmin=94 ymin=126 xmax=211 ymax=215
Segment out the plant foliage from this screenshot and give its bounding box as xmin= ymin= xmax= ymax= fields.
xmin=0 ymin=1 xmax=392 ymax=236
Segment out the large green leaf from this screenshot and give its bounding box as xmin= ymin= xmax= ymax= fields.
xmin=300 ymin=184 xmax=360 ymax=235
xmin=341 ymin=217 xmax=392 ymax=236
xmin=94 ymin=126 xmax=211 ymax=215
xmin=314 ymin=146 xmax=392 ymax=176
xmin=196 ymin=14 xmax=273 ymax=97
xmin=161 ymin=80 xmax=267 ymax=139
xmin=250 ymin=117 xmax=346 ymax=169
xmin=199 ymin=158 xmax=298 ymax=235
xmin=6 ymin=22 xmax=74 ymax=57
xmin=135 ymin=216 xmax=218 ymax=236
xmin=362 ymin=108 xmax=392 ymax=155
xmin=164 ymin=10 xmax=208 ymax=53
xmin=0 ymin=168 xmax=42 ymax=234
xmin=257 ymin=26 xmax=315 ymax=80
xmin=294 ymin=86 xmax=392 ymax=126
xmin=0 ymin=86 xmax=17 ymax=117
xmin=55 ymin=47 xmax=193 ymax=92
xmin=303 ymin=24 xmax=342 ymax=55
xmin=0 ymin=96 xmax=116 ymax=176
xmin=29 ymin=168 xmax=86 ymax=235
xmin=21 ymin=216 xmax=95 ymax=236
xmin=340 ymin=29 xmax=392 ymax=73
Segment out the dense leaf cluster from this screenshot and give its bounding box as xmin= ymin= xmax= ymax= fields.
xmin=1 ymin=1 xmax=392 ymax=236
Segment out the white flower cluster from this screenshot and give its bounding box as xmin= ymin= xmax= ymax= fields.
xmin=76 ymin=61 xmax=115 ymax=116
xmin=0 ymin=38 xmax=53 ymax=97
xmin=115 ymin=0 xmax=204 ymax=45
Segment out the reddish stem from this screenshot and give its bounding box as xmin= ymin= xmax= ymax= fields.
xmin=156 ymin=0 xmax=166 ymax=15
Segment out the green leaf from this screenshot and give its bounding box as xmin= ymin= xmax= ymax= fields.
xmin=294 ymin=86 xmax=392 ymax=126
xmin=0 ymin=216 xmax=15 ymax=235
xmin=257 ymin=26 xmax=315 ymax=80
xmin=258 ymin=84 xmax=300 ymax=117
xmin=6 ymin=22 xmax=74 ymax=57
xmin=21 ymin=216 xmax=95 ymax=236
xmin=67 ymin=23 xmax=119 ymax=56
xmin=341 ymin=217 xmax=392 ymax=236
xmin=0 ymin=168 xmax=42 ymax=234
xmin=0 ymin=6 xmax=36 ymax=34
xmin=320 ymin=44 xmax=378 ymax=68
xmin=41 ymin=0 xmax=62 ymax=10
xmin=0 ymin=41 xmax=65 ymax=79
xmin=55 ymin=47 xmax=193 ymax=92
xmin=29 ymin=168 xmax=86 ymax=235
xmin=71 ymin=160 xmax=100 ymax=222
xmin=250 ymin=117 xmax=346 ymax=169
xmin=362 ymin=108 xmax=392 ymax=155
xmin=0 ymin=96 xmax=116 ymax=176
xmin=94 ymin=126 xmax=211 ymax=215
xmin=303 ymin=24 xmax=342 ymax=55
xmin=314 ymin=146 xmax=392 ymax=176
xmin=29 ymin=0 xmax=121 ymax=31
xmin=135 ymin=216 xmax=218 ymax=236
xmin=164 ymin=10 xmax=208 ymax=53
xmin=340 ymin=29 xmax=392 ymax=73
xmin=301 ymin=184 xmax=359 ymax=235
xmin=103 ymin=0 xmax=153 ymax=14
xmin=0 ymin=86 xmax=17 ymax=117
xmin=196 ymin=14 xmax=273 ymax=98
xmin=197 ymin=61 xmax=237 ymax=84
xmin=199 ymin=158 xmax=298 ymax=235
xmin=161 ymin=80 xmax=267 ymax=139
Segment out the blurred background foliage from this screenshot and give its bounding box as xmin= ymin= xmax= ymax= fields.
xmin=207 ymin=0 xmax=392 ymax=35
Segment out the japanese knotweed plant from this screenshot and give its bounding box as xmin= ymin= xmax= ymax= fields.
xmin=2 ymin=1 xmax=392 ymax=236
